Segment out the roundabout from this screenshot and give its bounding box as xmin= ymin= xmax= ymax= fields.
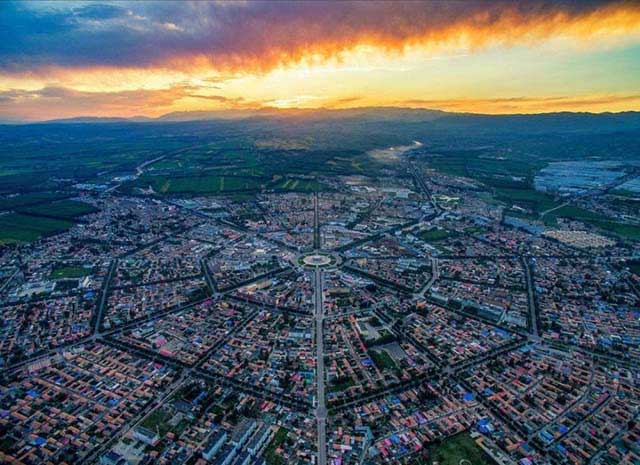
xmin=303 ymin=254 xmax=331 ymax=266
xmin=298 ymin=252 xmax=341 ymax=269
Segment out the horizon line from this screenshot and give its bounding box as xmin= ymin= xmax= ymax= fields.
xmin=3 ymin=105 xmax=640 ymax=125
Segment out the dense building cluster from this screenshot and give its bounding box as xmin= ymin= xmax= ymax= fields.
xmin=1 ymin=157 xmax=638 ymax=465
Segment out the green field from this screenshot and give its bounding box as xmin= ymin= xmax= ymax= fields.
xmin=19 ymin=200 xmax=98 ymax=219
xmin=540 ymin=205 xmax=602 ymax=225
xmin=538 ymin=205 xmax=640 ymax=241
xmin=139 ymin=408 xmax=189 ymax=438
xmin=50 ymin=265 xmax=94 ymax=279
xmin=591 ymin=220 xmax=640 ymax=241
xmin=0 ymin=213 xmax=74 ymax=244
xmin=494 ymin=187 xmax=558 ymax=214
xmin=419 ymin=228 xmax=454 ymax=242
xmin=134 ymin=173 xmax=329 ymax=195
xmin=0 ymin=192 xmax=68 ymax=211
xmin=368 ymin=348 xmax=397 ymax=370
xmin=328 ymin=376 xmax=356 ymax=393
xmin=142 ymin=175 xmax=265 ymax=194
xmin=429 ymin=433 xmax=493 ymax=465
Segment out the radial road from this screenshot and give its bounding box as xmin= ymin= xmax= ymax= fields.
xmin=314 ymin=266 xmax=327 ymax=465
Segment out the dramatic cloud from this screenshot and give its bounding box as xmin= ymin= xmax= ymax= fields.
xmin=1 ymin=1 xmax=639 ymax=119
xmin=0 ymin=85 xmax=208 ymax=119
xmin=1 ymin=0 xmax=639 ymax=75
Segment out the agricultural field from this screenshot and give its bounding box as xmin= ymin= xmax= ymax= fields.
xmin=592 ymin=220 xmax=640 ymax=241
xmin=0 ymin=192 xmax=69 ymax=211
xmin=494 ymin=187 xmax=558 ymax=214
xmin=540 ymin=205 xmax=602 ymax=225
xmin=273 ymin=177 xmax=323 ymax=192
xmin=0 ymin=212 xmax=74 ymax=244
xmin=139 ymin=174 xmax=266 ymax=194
xmin=18 ymin=199 xmax=98 ymax=219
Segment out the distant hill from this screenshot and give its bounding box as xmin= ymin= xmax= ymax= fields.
xmin=40 ymin=116 xmax=154 ymax=124
xmin=28 ymin=107 xmax=640 ymax=134
xmin=428 ymin=111 xmax=640 ymax=134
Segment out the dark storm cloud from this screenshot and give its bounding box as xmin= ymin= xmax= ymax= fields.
xmin=0 ymin=0 xmax=638 ymax=74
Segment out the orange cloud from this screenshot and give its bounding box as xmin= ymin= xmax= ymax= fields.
xmin=0 ymin=85 xmax=257 ymax=121
xmin=146 ymin=1 xmax=640 ymax=76
xmin=3 ymin=1 xmax=640 ymax=77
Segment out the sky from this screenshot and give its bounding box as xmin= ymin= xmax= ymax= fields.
xmin=1 ymin=0 xmax=640 ymax=121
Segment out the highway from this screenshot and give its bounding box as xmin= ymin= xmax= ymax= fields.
xmin=314 ymin=266 xmax=327 ymax=465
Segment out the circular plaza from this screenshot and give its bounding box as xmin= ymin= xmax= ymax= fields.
xmin=298 ymin=252 xmax=341 ymax=269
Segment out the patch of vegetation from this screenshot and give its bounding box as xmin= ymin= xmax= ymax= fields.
xmin=328 ymin=376 xmax=355 ymax=393
xmin=140 ymin=409 xmax=173 ymax=437
xmin=264 ymin=427 xmax=288 ymax=465
xmin=0 ymin=192 xmax=68 ymax=211
xmin=494 ymin=187 xmax=558 ymax=214
xmin=273 ymin=177 xmax=323 ymax=192
xmin=610 ymin=188 xmax=640 ymax=199
xmin=140 ymin=174 xmax=266 ymax=194
xmin=0 ymin=213 xmax=74 ymax=244
xmin=18 ymin=200 xmax=98 ymax=219
xmin=590 ymin=220 xmax=640 ymax=241
xmin=541 ymin=205 xmax=601 ymax=225
xmin=50 ymin=265 xmax=93 ymax=279
xmin=429 ymin=433 xmax=493 ymax=465
xmin=627 ymin=260 xmax=640 ymax=275
xmin=419 ymin=228 xmax=455 ymax=242
xmin=363 ymin=330 xmax=396 ymax=348
xmin=368 ymin=348 xmax=397 ymax=370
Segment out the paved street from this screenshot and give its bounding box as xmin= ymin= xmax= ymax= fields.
xmin=315 ymin=266 xmax=327 ymax=465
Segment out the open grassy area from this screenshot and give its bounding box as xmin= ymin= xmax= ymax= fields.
xmin=494 ymin=187 xmax=558 ymax=214
xmin=18 ymin=199 xmax=98 ymax=219
xmin=50 ymin=265 xmax=93 ymax=279
xmin=419 ymin=228 xmax=455 ymax=242
xmin=539 ymin=204 xmax=602 ymax=226
xmin=139 ymin=408 xmax=190 ymax=438
xmin=429 ymin=433 xmax=493 ymax=465
xmin=0 ymin=213 xmax=74 ymax=244
xmin=368 ymin=348 xmax=397 ymax=370
xmin=591 ymin=220 xmax=640 ymax=241
xmin=0 ymin=192 xmax=68 ymax=211
xmin=328 ymin=376 xmax=356 ymax=393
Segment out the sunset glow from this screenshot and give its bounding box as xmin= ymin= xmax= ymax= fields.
xmin=1 ymin=0 xmax=640 ymax=120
